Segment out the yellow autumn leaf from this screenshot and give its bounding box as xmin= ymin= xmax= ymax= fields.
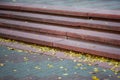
xmin=74 ymin=66 xmax=78 ymax=69
xmin=0 ymin=63 xmax=4 ymax=67
xmin=92 ymin=76 xmax=100 ymax=80
xmin=88 ymin=63 xmax=92 ymax=66
xmin=74 ymin=72 xmax=77 ymax=74
xmin=60 ymin=66 xmax=64 ymax=69
xmin=117 ymin=76 xmax=120 ymax=78
xmin=34 ymin=66 xmax=41 ymax=70
xmin=13 ymin=69 xmax=17 ymax=72
xmin=102 ymin=69 xmax=106 ymax=72
xmin=17 ymin=50 xmax=23 ymax=52
xmin=47 ymin=64 xmax=54 ymax=68
xmin=63 ymin=73 xmax=68 ymax=76
xmin=64 ymin=68 xmax=68 ymax=71
xmin=7 ymin=47 xmax=13 ymax=50
xmin=24 ymin=57 xmax=29 ymax=61
xmin=58 ymin=77 xmax=62 ymax=79
xmin=94 ymin=68 xmax=99 ymax=72
xmin=77 ymin=63 xmax=82 ymax=66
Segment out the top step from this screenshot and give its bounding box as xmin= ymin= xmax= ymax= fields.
xmin=0 ymin=2 xmax=120 ymax=20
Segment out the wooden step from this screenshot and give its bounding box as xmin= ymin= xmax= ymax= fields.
xmin=0 ymin=2 xmax=120 ymax=20
xmin=0 ymin=18 xmax=120 ymax=46
xmin=0 ymin=10 xmax=120 ymax=32
xmin=0 ymin=28 xmax=120 ymax=60
xmin=0 ymin=27 xmax=63 ymax=47
xmin=0 ymin=2 xmax=119 ymax=60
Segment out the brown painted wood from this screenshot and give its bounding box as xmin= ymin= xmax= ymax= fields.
xmin=0 ymin=2 xmax=120 ymax=60
xmin=0 ymin=2 xmax=120 ymax=20
xmin=0 ymin=10 xmax=120 ymax=32
xmin=0 ymin=28 xmax=120 ymax=60
xmin=0 ymin=18 xmax=120 ymax=46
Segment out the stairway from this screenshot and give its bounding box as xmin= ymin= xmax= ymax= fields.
xmin=0 ymin=2 xmax=120 ymax=60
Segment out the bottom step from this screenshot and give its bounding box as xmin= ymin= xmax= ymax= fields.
xmin=0 ymin=28 xmax=120 ymax=60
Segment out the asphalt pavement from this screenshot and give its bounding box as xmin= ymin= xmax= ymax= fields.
xmin=0 ymin=0 xmax=120 ymax=10
xmin=0 ymin=45 xmax=120 ymax=80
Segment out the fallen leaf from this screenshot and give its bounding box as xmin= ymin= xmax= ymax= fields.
xmin=92 ymin=76 xmax=100 ymax=80
xmin=0 ymin=63 xmax=4 ymax=67
xmin=77 ymin=63 xmax=82 ymax=66
xmin=60 ymin=66 xmax=64 ymax=69
xmin=63 ymin=73 xmax=68 ymax=76
xmin=58 ymin=77 xmax=62 ymax=80
xmin=34 ymin=66 xmax=41 ymax=70
xmin=47 ymin=64 xmax=54 ymax=68
xmin=13 ymin=69 xmax=17 ymax=72
xmin=117 ymin=76 xmax=120 ymax=78
xmin=94 ymin=68 xmax=99 ymax=72
xmin=24 ymin=57 xmax=29 ymax=61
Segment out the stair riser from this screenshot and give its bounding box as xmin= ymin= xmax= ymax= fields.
xmin=0 ymin=6 xmax=88 ymax=18
xmin=0 ymin=3 xmax=120 ymax=20
xmin=0 ymin=33 xmax=119 ymax=60
xmin=0 ymin=23 xmax=66 ymax=36
xmin=67 ymin=33 xmax=120 ymax=47
xmin=0 ymin=23 xmax=119 ymax=47
xmin=0 ymin=14 xmax=120 ymax=33
xmin=0 ymin=13 xmax=78 ymax=26
xmin=0 ymin=33 xmax=53 ymax=47
xmin=53 ymin=43 xmax=120 ymax=60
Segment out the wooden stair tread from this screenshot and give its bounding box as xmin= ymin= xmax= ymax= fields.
xmin=0 ymin=18 xmax=120 ymax=46
xmin=0 ymin=2 xmax=120 ymax=19
xmin=0 ymin=10 xmax=120 ymax=32
xmin=0 ymin=2 xmax=120 ymax=60
xmin=0 ymin=28 xmax=119 ymax=60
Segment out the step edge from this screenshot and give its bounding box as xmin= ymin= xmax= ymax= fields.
xmin=0 ymin=28 xmax=120 ymax=60
xmin=0 ymin=2 xmax=120 ymax=19
xmin=0 ymin=12 xmax=120 ymax=32
xmin=0 ymin=21 xmax=120 ymax=46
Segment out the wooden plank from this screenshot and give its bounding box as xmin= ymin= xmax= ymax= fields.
xmin=0 ymin=2 xmax=120 ymax=19
xmin=0 ymin=28 xmax=120 ymax=60
xmin=0 ymin=18 xmax=120 ymax=46
xmin=0 ymin=10 xmax=120 ymax=32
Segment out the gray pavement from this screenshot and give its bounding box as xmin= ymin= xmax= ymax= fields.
xmin=0 ymin=0 xmax=120 ymax=10
xmin=0 ymin=45 xmax=120 ymax=80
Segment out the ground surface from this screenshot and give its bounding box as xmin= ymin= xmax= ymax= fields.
xmin=0 ymin=0 xmax=120 ymax=80
xmin=0 ymin=45 xmax=120 ymax=80
xmin=0 ymin=0 xmax=120 ymax=10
